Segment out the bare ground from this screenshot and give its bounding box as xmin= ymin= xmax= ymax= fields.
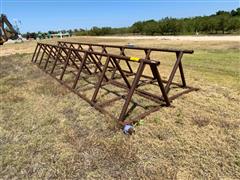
xmin=97 ymin=35 xmax=240 ymax=41
xmin=0 ymin=36 xmax=240 ymax=179
xmin=1 ymin=35 xmax=240 ymax=57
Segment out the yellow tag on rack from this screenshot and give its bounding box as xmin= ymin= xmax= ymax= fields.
xmin=130 ymin=57 xmax=140 ymax=61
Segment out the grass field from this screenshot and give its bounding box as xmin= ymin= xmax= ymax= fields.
xmin=0 ymin=36 xmax=240 ymax=179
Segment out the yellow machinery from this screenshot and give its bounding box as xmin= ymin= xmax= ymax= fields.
xmin=0 ymin=14 xmax=19 ymax=45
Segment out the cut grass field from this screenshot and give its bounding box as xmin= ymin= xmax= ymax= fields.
xmin=0 ymin=37 xmax=240 ymax=179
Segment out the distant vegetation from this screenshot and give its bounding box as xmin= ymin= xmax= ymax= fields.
xmin=129 ymin=8 xmax=240 ymax=35
xmin=23 ymin=8 xmax=240 ymax=38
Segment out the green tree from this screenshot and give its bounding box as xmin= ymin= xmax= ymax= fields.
xmin=142 ymin=20 xmax=159 ymax=35
xmin=216 ymin=14 xmax=230 ymax=34
xmin=131 ymin=21 xmax=143 ymax=34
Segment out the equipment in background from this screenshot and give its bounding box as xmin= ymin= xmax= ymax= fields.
xmin=50 ymin=32 xmax=70 ymax=39
xmin=0 ymin=14 xmax=19 ymax=45
xmin=26 ymin=32 xmax=71 ymax=40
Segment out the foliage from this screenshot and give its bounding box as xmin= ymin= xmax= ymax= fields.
xmin=23 ymin=8 xmax=240 ymax=37
xmin=84 ymin=8 xmax=240 ymax=36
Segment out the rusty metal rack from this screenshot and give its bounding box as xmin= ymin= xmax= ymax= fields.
xmin=57 ymin=41 xmax=196 ymax=94
xmin=31 ymin=42 xmax=198 ymax=126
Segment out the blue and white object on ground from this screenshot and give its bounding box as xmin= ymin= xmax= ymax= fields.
xmin=123 ymin=125 xmax=134 ymax=135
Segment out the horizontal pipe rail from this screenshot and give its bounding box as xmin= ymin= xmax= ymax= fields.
xmin=58 ymin=41 xmax=194 ymax=54
xmin=37 ymin=42 xmax=160 ymax=65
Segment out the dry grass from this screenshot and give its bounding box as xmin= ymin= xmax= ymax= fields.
xmin=0 ymin=37 xmax=240 ymax=179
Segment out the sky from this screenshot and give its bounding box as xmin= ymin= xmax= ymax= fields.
xmin=1 ymin=0 xmax=239 ymax=33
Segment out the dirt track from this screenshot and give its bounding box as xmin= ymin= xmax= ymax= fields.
xmin=0 ymin=35 xmax=239 ymax=57
xmin=98 ymin=35 xmax=240 ymax=41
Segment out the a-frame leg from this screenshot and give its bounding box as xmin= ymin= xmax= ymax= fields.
xmin=33 ymin=44 xmax=42 ymax=63
xmin=43 ymin=46 xmax=54 ymax=70
xmin=91 ymin=56 xmax=110 ymax=102
xmin=31 ymin=43 xmax=39 ymax=62
xmin=59 ymin=49 xmax=72 ymax=81
xmin=50 ymin=47 xmax=62 ymax=74
xmin=118 ymin=61 xmax=145 ymax=122
xmin=72 ymin=52 xmax=89 ymax=89
xmin=176 ymin=52 xmax=186 ymax=87
xmin=165 ymin=51 xmax=183 ymax=94
xmin=150 ymin=64 xmax=170 ymax=106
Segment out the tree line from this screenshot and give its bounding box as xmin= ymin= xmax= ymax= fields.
xmin=130 ymin=8 xmax=240 ymax=35
xmin=23 ymin=8 xmax=240 ymax=38
xmin=82 ymin=8 xmax=240 ymax=36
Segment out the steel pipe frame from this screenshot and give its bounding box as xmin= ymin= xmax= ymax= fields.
xmin=58 ymin=41 xmax=132 ymax=74
xmin=32 ymin=42 xmax=176 ymax=125
xmin=32 ymin=43 xmax=94 ymax=75
xmin=57 ymin=41 xmax=196 ymax=97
